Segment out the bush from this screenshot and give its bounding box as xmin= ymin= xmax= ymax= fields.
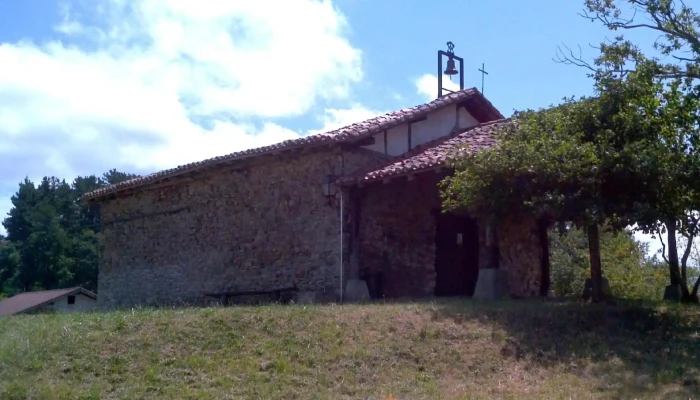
xmin=549 ymin=225 xmax=666 ymax=300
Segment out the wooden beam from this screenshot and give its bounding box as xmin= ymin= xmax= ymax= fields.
xmin=344 ymin=147 xmax=392 ymax=160
xmin=409 ymin=115 xmax=428 ymax=124
xmin=271 ymin=147 xmax=298 ymax=155
xmin=383 ymin=130 xmax=388 ymax=155
xmin=382 ymin=178 xmax=391 ymax=184
xmin=355 ymin=136 xmax=376 ymax=147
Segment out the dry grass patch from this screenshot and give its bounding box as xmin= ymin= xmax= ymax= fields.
xmin=0 ymin=299 xmax=699 ymax=399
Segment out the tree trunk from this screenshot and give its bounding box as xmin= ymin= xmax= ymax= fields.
xmin=667 ymin=219 xmax=682 ymax=285
xmin=691 ymin=275 xmax=700 ymax=301
xmin=681 ymin=234 xmax=691 ymax=287
xmin=665 ymin=219 xmax=691 ymax=300
xmin=587 ymin=224 xmax=604 ymax=303
xmin=538 ymin=219 xmax=551 ymax=297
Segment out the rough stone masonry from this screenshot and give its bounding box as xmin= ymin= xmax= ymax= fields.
xmin=96 ymin=148 xmax=544 ymax=308
xmin=355 ymin=172 xmax=543 ymax=300
xmin=97 ymin=147 xmax=379 ymax=308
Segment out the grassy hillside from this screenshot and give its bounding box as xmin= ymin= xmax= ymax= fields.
xmin=1 ymin=299 xmax=699 ymax=400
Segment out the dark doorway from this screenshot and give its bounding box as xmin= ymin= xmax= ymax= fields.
xmin=434 ymin=213 xmax=480 ymax=297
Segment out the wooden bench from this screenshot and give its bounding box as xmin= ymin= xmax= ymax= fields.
xmin=203 ymin=286 xmax=298 ymax=305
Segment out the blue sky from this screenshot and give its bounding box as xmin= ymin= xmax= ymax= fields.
xmin=0 ymin=0 xmax=663 ymax=251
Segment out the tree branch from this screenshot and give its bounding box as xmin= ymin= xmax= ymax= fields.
xmin=574 ymin=1 xmax=700 ymax=80
xmin=680 ymin=232 xmax=692 ymax=284
xmin=658 ymin=226 xmax=670 ymax=264
xmin=553 ymin=44 xmax=596 ymax=72
xmin=672 ymin=54 xmax=698 ymax=62
xmin=692 ymin=274 xmax=700 ymax=298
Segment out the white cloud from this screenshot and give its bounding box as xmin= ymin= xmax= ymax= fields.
xmin=0 ymin=0 xmax=369 ymax=234
xmin=415 ymin=73 xmax=460 ymax=102
xmin=314 ymin=104 xmax=385 ymax=132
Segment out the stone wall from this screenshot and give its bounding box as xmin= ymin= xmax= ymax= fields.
xmin=356 ymin=173 xmax=443 ymax=298
xmin=96 ymin=142 xmax=544 ymax=307
xmin=497 ymin=216 xmax=544 ymax=297
xmin=97 ymin=146 xmax=384 ymax=308
xmin=356 ymin=173 xmax=544 ymax=299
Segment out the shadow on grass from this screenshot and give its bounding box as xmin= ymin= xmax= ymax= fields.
xmin=423 ymin=298 xmax=700 ymax=399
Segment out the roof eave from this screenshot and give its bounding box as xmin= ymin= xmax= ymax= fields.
xmin=81 ymin=88 xmax=499 ymax=202
xmin=10 ymin=287 xmax=90 ymax=316
xmin=339 ymin=164 xmax=453 ymax=187
xmin=80 ymin=140 xmax=344 ymax=203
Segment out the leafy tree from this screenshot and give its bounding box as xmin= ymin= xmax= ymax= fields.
xmin=0 ymin=169 xmax=140 ymax=295
xmin=4 ymin=178 xmax=41 ymax=243
xmin=0 ymin=239 xmax=20 ymax=294
xmin=597 ymin=63 xmax=700 ymax=302
xmin=550 ymin=225 xmax=666 ymax=299
xmin=555 ymin=0 xmax=700 ymax=302
xmin=440 ymin=91 xmax=653 ymax=302
xmin=102 ymin=169 xmax=139 ymax=186
xmin=557 ymin=0 xmax=700 ymax=81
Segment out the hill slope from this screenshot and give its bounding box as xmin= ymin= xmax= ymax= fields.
xmin=1 ymin=300 xmax=699 ymax=399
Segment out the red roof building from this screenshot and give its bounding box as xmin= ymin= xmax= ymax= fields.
xmin=82 ymin=87 xmax=548 ymax=308
xmin=0 ymin=287 xmax=97 ymax=316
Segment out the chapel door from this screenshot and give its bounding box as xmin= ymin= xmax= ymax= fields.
xmin=434 ymin=213 xmax=480 ymax=297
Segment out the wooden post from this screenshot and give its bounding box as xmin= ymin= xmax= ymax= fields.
xmin=407 ymin=123 xmax=412 ymax=151
xmin=383 ymin=130 xmax=388 ymax=155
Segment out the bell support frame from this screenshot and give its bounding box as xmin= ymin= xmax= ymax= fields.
xmin=437 ymin=43 xmax=465 ymax=98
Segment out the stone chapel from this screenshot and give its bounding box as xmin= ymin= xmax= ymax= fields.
xmin=82 ymin=56 xmax=550 ymax=307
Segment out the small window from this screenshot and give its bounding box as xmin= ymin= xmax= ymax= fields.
xmin=67 ymin=295 xmax=76 ymax=305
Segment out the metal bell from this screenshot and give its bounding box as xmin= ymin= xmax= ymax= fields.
xmin=444 ymin=57 xmax=458 ymax=75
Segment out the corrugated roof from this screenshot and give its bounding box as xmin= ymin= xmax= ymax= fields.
xmin=80 ymin=88 xmax=503 ymax=201
xmin=338 ymin=119 xmax=509 ymax=186
xmin=0 ymin=287 xmax=97 ymax=316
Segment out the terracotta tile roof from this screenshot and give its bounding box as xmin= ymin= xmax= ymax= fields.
xmin=81 ymin=88 xmax=503 ymax=201
xmin=338 ymin=119 xmax=510 ymax=186
xmin=0 ymin=287 xmax=96 ymax=316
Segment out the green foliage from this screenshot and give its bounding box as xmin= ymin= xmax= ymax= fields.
xmin=580 ymin=0 xmax=700 ymax=81
xmin=576 ymin=0 xmax=700 ymax=300
xmin=0 ymin=170 xmax=138 ymax=295
xmin=550 ymin=225 xmax=666 ymax=299
xmin=442 ymin=0 xmax=700 ymax=301
xmin=441 ymin=93 xmax=648 ymax=230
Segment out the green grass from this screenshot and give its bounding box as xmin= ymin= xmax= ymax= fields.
xmin=1 ymin=299 xmax=699 ymax=399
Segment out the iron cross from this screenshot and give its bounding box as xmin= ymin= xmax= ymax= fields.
xmin=478 ymin=63 xmax=489 ymax=94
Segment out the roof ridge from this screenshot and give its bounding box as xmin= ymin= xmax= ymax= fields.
xmin=13 ymin=287 xmax=80 ymax=295
xmin=81 ymin=88 xmax=502 ymax=201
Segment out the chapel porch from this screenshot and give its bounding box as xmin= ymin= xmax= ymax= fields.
xmin=343 ymin=170 xmax=549 ymax=301
xmin=339 ymin=122 xmax=551 ymax=301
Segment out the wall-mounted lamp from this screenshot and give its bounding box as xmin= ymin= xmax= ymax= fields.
xmin=320 ymin=174 xmax=337 ymax=206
